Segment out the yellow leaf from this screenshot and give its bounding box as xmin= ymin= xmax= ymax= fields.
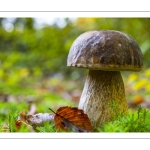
xmin=144 ymin=68 xmax=150 ymax=77
xmin=127 ymin=73 xmax=138 ymax=84
xmin=133 ymin=79 xmax=147 ymax=90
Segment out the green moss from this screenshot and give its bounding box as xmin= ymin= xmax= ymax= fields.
xmin=96 ymin=106 xmax=150 ymax=132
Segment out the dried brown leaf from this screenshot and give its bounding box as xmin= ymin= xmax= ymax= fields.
xmin=0 ymin=122 xmax=10 ymax=132
xmin=15 ymin=120 xmax=35 ymax=132
xmin=52 ymin=106 xmax=93 ymax=132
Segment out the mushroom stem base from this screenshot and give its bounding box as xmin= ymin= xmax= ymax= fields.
xmin=78 ymin=70 xmax=128 ymax=127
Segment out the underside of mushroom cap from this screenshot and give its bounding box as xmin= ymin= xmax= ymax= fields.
xmin=67 ymin=30 xmax=143 ymax=71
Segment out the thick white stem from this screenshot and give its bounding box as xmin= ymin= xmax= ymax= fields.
xmin=78 ymin=70 xmax=128 ymax=127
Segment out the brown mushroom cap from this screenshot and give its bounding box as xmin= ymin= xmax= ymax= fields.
xmin=67 ymin=30 xmax=143 ymax=71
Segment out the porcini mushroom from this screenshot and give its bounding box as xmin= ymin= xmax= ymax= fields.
xmin=67 ymin=30 xmax=143 ymax=127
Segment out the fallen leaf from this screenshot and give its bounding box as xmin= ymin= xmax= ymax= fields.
xmin=0 ymin=122 xmax=10 ymax=132
xmin=15 ymin=120 xmax=22 ymax=130
xmin=15 ymin=120 xmax=35 ymax=132
xmin=18 ymin=110 xmax=28 ymax=123
xmin=133 ymin=95 xmax=144 ymax=104
xmin=28 ymin=104 xmax=37 ymax=115
xmin=50 ymin=106 xmax=93 ymax=132
xmin=26 ymin=113 xmax=54 ymax=126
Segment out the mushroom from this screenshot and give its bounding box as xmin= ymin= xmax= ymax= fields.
xmin=67 ymin=30 xmax=143 ymax=127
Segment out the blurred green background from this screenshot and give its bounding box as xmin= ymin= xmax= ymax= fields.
xmin=0 ymin=18 xmax=150 ymax=118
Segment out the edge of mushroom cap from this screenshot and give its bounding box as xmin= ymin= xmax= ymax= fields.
xmin=67 ymin=30 xmax=143 ymax=71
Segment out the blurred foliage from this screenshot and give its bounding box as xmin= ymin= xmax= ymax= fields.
xmin=0 ymin=18 xmax=150 ymax=80
xmin=0 ymin=17 xmax=150 ymax=105
xmin=0 ymin=18 xmax=149 ymax=96
xmin=127 ymin=68 xmax=150 ymax=94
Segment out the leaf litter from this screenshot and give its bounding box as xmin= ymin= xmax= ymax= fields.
xmin=1 ymin=105 xmax=93 ymax=132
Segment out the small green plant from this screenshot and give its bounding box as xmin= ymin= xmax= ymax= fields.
xmin=36 ymin=122 xmax=56 ymax=132
xmin=96 ymin=106 xmax=150 ymax=132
